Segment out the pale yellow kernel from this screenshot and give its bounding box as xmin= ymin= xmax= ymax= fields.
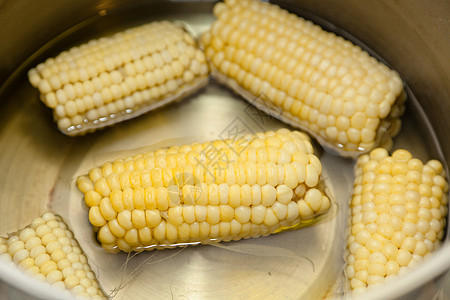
xmin=55 ymin=257 xmax=71 ymax=271
xmin=276 ymin=185 xmax=293 ymax=204
xmin=117 ymin=210 xmax=133 ymax=231
xmin=89 ymin=207 xmax=107 ymax=227
xmin=65 ymin=274 xmax=80 ymax=289
xmin=414 ymin=241 xmax=428 ymax=256
xmin=264 ymin=162 xmax=278 ymax=187
xmin=153 ymin=221 xmax=166 ymax=242
xmin=366 ymin=238 xmax=383 ymax=253
xmin=97 ymin=225 xmax=116 ymax=245
xmin=298 ymin=200 xmax=314 ymax=218
xmin=305 ymin=164 xmax=319 ymax=187
xmin=206 ymin=183 xmax=219 ymax=205
xmin=291 ymin=162 xmax=307 ymax=185
xmin=400 ymin=237 xmax=416 ymax=253
xmin=29 ymin=244 xmax=46 ymax=260
xmin=284 ymin=201 xmax=299 ymax=222
xmin=355 ymin=230 xmax=371 ymax=245
xmin=194 ymin=205 xmax=207 ymax=223
xmin=228 ymin=184 xmax=241 ymax=208
xmin=156 ymin=187 xmax=169 ymax=211
xmin=272 ymin=201 xmax=288 ymax=220
xmin=367 ymin=275 xmax=385 ymax=286
xmin=282 ymin=164 xmax=297 ymax=189
xmin=40 ymin=260 xmax=58 ymax=276
xmin=426 ymin=160 xmax=443 ymax=174
xmin=235 ymin=206 xmax=251 ymax=224
xmin=180 ymin=184 xmax=196 ymax=206
xmin=167 ymin=185 xmax=180 ymax=207
xmin=263 ymin=208 xmax=279 ymax=227
xmin=396 ymin=249 xmax=412 ymax=266
xmin=129 ymin=209 xmax=146 ymax=230
xmin=251 ymin=205 xmax=267 ymax=224
xmin=276 ymin=149 xmax=290 ymax=165
xmin=206 ymin=206 xmax=220 ymax=225
xmin=186 ymin=222 xmax=199 ymax=240
xmin=25 ymin=237 xmax=42 ymax=251
xmin=305 ymin=188 xmax=324 ymax=212
xmin=353 ymin=268 xmax=367 ymax=283
xmin=354 ymin=259 xmax=369 ymax=272
xmin=220 ymin=205 xmax=234 ymax=222
xmin=384 ymin=261 xmax=400 ymax=277
xmin=46 ymin=270 xmax=63 ymax=284
xmin=355 ymin=246 xmax=370 ymax=260
xmin=243 ymin=161 xmax=257 ymax=185
xmin=168 ymin=206 xmax=184 ymax=226
xmin=145 ymin=210 xmax=162 ymax=229
xmin=196 ymin=222 xmax=209 ymax=240
xmin=13 ymin=248 xmax=30 ymax=264
xmin=123 ymin=229 xmax=139 ymax=246
xmin=18 ymin=228 xmax=36 ymax=243
xmin=319 ymin=195 xmax=331 ymax=212
xmin=391 ymin=231 xmax=406 ymax=248
xmin=261 ymin=184 xmax=277 ymax=206
xmin=182 ymin=205 xmax=196 ymax=224
xmin=367 ymin=263 xmax=386 ymax=277
xmin=218 ymin=183 xmax=230 ymax=205
xmin=246 ymin=185 xmax=259 ymax=206
xmin=402 ymin=222 xmax=418 ymax=237
xmin=35 ymin=224 xmax=52 ymax=239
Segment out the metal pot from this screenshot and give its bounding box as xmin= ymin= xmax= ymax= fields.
xmin=0 ymin=1 xmax=448 ymax=299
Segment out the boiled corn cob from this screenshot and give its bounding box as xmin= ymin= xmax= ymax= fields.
xmin=76 ymin=128 xmax=331 ymax=253
xmin=344 ymin=148 xmax=448 ymax=295
xmin=201 ymin=0 xmax=406 ymax=157
xmin=28 ymin=21 xmax=209 ymax=136
xmin=0 ymin=212 xmax=105 ymax=299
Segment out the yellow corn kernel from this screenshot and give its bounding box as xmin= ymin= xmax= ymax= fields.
xmin=202 ymin=0 xmax=406 ymax=157
xmin=77 ymin=129 xmax=331 ymax=252
xmin=28 ymin=21 xmax=209 ymax=136
xmin=345 ymin=148 xmax=448 ymax=293
xmin=0 ymin=212 xmax=105 ymax=298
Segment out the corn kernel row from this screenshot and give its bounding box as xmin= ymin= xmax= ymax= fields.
xmin=76 ymin=129 xmax=331 ymax=252
xmin=0 ymin=212 xmax=105 ymax=299
xmin=201 ymin=0 xmax=406 ymax=156
xmin=345 ymin=148 xmax=448 ymax=295
xmin=28 ymin=21 xmax=209 ymax=135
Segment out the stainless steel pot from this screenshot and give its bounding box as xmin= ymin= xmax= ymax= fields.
xmin=0 ymin=1 xmax=449 ymax=299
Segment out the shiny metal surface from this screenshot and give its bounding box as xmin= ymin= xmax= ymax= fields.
xmin=0 ymin=1 xmax=449 ymax=300
xmin=52 ymin=82 xmax=350 ymax=299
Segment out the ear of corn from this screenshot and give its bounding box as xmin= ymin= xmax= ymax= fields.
xmin=76 ymin=128 xmax=331 ymax=253
xmin=28 ymin=21 xmax=209 ymax=136
xmin=0 ymin=212 xmax=106 ymax=299
xmin=344 ymin=148 xmax=448 ymax=295
xmin=201 ymin=0 xmax=406 ymax=157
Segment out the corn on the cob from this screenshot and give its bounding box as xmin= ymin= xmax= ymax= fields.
xmin=0 ymin=212 xmax=106 ymax=299
xmin=28 ymin=21 xmax=209 ymax=136
xmin=344 ymin=148 xmax=448 ymax=295
xmin=76 ymin=128 xmax=331 ymax=253
xmin=201 ymin=0 xmax=406 ymax=157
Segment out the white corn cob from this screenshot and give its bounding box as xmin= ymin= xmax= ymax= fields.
xmin=345 ymin=148 xmax=448 ymax=295
xmin=28 ymin=21 xmax=209 ymax=136
xmin=201 ymin=0 xmax=406 ymax=157
xmin=0 ymin=212 xmax=106 ymax=299
xmin=76 ymin=128 xmax=331 ymax=253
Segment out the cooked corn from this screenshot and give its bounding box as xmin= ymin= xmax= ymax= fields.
xmin=201 ymin=0 xmax=406 ymax=157
xmin=76 ymin=128 xmax=331 ymax=253
xmin=0 ymin=212 xmax=106 ymax=299
xmin=344 ymin=148 xmax=448 ymax=295
xmin=28 ymin=21 xmax=209 ymax=136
